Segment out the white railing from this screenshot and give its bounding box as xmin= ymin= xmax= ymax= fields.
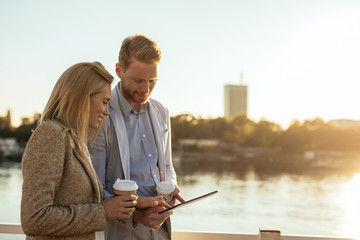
xmin=0 ymin=223 xmax=23 ymax=235
xmin=0 ymin=223 xmax=356 ymax=240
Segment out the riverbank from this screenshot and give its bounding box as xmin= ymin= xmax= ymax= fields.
xmin=173 ymin=147 xmax=360 ymax=177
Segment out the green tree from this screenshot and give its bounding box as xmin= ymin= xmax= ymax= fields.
xmin=278 ymin=120 xmax=306 ymax=153
xmin=246 ymin=120 xmax=282 ymax=147
xmin=223 ymin=114 xmax=255 ymax=146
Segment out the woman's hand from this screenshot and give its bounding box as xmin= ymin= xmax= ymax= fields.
xmin=102 ymin=195 xmax=137 ymax=221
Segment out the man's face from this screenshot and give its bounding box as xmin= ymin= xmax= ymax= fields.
xmin=116 ymin=58 xmax=158 ymax=111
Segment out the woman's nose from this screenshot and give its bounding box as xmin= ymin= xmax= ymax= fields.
xmin=104 ymin=104 xmax=110 ymax=115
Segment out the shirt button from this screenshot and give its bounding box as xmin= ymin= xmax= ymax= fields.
xmin=148 ymin=154 xmax=152 ymax=157
xmin=142 ymin=134 xmax=146 ymax=138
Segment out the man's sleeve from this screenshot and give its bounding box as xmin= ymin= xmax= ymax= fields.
xmin=89 ymin=118 xmax=113 ymax=198
xmin=164 ymin=110 xmax=177 ymax=185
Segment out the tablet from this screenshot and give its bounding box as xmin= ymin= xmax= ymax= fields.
xmin=159 ymin=190 xmax=218 ymax=214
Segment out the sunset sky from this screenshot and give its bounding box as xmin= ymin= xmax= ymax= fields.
xmin=1 ymin=0 xmax=360 ymax=128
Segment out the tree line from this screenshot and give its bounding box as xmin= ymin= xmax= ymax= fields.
xmin=171 ymin=114 xmax=360 ymax=153
xmin=1 ymin=113 xmax=359 ymax=153
xmin=0 ymin=118 xmax=37 ymax=146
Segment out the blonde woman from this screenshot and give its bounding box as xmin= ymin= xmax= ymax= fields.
xmin=21 ymin=62 xmax=138 ymax=240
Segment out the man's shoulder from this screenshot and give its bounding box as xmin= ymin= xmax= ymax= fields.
xmin=148 ymin=98 xmax=168 ymax=112
xmin=148 ymin=98 xmax=170 ymax=122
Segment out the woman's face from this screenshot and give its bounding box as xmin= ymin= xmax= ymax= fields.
xmin=89 ymin=85 xmax=111 ymax=128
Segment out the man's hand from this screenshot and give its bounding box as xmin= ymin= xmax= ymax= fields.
xmin=136 ymin=196 xmax=171 ymax=209
xmin=133 ymin=207 xmax=173 ymax=230
xmin=168 ymin=185 xmax=185 ymax=207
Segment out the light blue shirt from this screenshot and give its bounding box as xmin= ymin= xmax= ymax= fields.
xmin=116 ymin=85 xmax=160 ymax=197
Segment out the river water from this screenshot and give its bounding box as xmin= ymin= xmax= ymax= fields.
xmin=1 ymin=158 xmax=360 ymax=239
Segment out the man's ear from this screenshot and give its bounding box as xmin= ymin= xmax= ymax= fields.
xmin=115 ymin=63 xmax=122 ymax=79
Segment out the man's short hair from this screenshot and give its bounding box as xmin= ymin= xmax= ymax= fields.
xmin=118 ymin=34 xmax=162 ymax=71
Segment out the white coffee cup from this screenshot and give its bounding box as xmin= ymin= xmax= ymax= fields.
xmin=113 ymin=179 xmax=138 ymax=196
xmin=156 ymin=181 xmax=175 ymax=202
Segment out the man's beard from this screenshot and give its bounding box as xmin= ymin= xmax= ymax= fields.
xmin=121 ymin=84 xmax=151 ymax=105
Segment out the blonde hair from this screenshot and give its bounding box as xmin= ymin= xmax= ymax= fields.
xmin=40 ymin=61 xmax=113 ymax=159
xmin=118 ymin=34 xmax=162 ymax=71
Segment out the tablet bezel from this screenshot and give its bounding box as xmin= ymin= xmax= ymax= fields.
xmin=159 ymin=190 xmax=218 ymax=214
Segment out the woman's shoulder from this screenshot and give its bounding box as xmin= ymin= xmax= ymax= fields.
xmin=23 ymin=121 xmax=68 ymax=161
xmin=32 ymin=120 xmax=67 ymax=140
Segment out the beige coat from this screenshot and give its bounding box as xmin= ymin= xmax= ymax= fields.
xmin=21 ymin=121 xmax=107 ymax=240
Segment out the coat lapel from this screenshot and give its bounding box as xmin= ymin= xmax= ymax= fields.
xmin=73 ymin=148 xmax=103 ymax=201
xmin=59 ymin=122 xmax=103 ymax=200
xmin=109 ymin=87 xmax=130 ymax=179
xmin=148 ymin=100 xmax=166 ymax=181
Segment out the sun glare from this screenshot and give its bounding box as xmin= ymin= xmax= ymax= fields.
xmin=341 ymin=173 xmax=360 ymax=238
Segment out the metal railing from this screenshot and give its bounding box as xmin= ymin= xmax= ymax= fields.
xmin=0 ymin=223 xmax=356 ymax=240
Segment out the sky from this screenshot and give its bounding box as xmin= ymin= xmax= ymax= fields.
xmin=1 ymin=0 xmax=360 ymax=129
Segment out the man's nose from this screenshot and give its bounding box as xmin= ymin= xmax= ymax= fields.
xmin=141 ymin=81 xmax=150 ymax=93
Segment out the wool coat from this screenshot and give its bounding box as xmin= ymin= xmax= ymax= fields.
xmin=21 ymin=121 xmax=107 ymax=240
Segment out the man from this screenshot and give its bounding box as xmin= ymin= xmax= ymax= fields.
xmin=89 ymin=34 xmax=184 ymax=240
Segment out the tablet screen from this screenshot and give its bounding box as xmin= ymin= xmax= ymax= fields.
xmin=159 ymin=190 xmax=218 ymax=214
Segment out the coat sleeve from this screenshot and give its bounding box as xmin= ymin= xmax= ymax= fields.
xmin=21 ymin=123 xmax=107 ymax=236
xmin=164 ymin=108 xmax=177 ymax=185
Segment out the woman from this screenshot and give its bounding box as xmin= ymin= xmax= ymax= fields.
xmin=21 ymin=62 xmax=138 ymax=240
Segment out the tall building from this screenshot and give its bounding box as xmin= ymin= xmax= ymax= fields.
xmin=224 ymin=73 xmax=248 ymax=118
xmin=0 ymin=109 xmax=12 ymax=129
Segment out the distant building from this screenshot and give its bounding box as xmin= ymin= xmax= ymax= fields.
xmin=0 ymin=109 xmax=12 ymax=128
xmin=179 ymin=139 xmax=221 ymax=148
xmin=0 ymin=137 xmax=23 ymax=159
xmin=329 ymin=119 xmax=360 ymax=129
xmin=224 ymin=73 xmax=248 ymax=118
xmin=21 ymin=113 xmax=41 ymax=126
xmin=21 ymin=117 xmax=31 ymax=125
